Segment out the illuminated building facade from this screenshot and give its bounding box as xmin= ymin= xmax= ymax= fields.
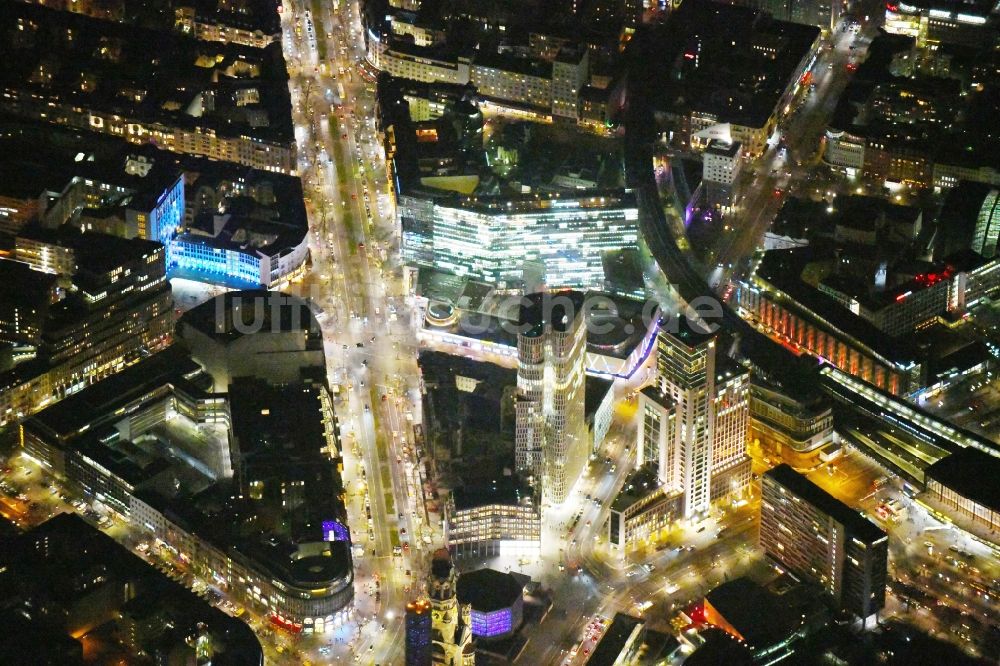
xmin=21 ymin=346 xmax=355 ymax=630
xmin=400 ymin=191 xmax=639 ymax=290
xmin=653 ymin=317 xmax=751 ymax=518
xmin=406 ymin=600 xmax=433 ymax=666
xmin=445 ymin=474 xmax=540 ymax=555
xmin=0 ymin=233 xmax=172 ymax=426
xmin=884 ymin=0 xmax=994 ymax=48
xmin=972 ymin=188 xmax=1000 ymax=258
xmin=608 ymin=464 xmax=684 ymax=550
xmin=456 ymin=568 xmax=525 ymax=641
xmin=515 ymin=291 xmax=588 ymax=505
xmin=737 ymin=264 xmax=923 ymax=396
xmin=761 ymin=464 xmax=888 ymax=619
xmin=924 ymin=447 xmax=1000 ymax=532
xmin=749 ymin=383 xmax=834 ymax=469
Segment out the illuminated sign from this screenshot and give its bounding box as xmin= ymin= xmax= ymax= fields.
xmin=322 ymin=520 xmax=350 ymax=542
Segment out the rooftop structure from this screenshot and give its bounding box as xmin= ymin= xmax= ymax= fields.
xmin=586 ymin=613 xmax=646 ymax=666
xmin=924 ymin=446 xmax=1000 ymax=531
xmin=177 ymin=290 xmax=324 ymax=389
xmin=698 ymin=577 xmax=829 ymax=662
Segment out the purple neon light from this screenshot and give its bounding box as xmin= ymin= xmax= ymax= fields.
xmin=322 ymin=519 xmax=349 ymax=542
xmin=471 ymin=609 xmax=512 ymax=637
xmin=584 ymin=315 xmax=660 ymax=381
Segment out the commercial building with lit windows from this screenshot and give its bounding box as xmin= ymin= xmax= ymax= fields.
xmin=651 ymin=316 xmax=751 ymax=518
xmin=884 ymin=0 xmax=994 ymax=47
xmin=401 ymin=191 xmax=640 ymax=289
xmin=0 ymin=231 xmax=172 ymax=426
xmin=445 ymin=472 xmax=540 ymax=556
xmin=20 ymin=293 xmax=355 ymax=631
xmin=613 ymin=319 xmax=751 ymax=548
xmin=924 ymin=447 xmax=1000 ymax=533
xmin=761 ymin=464 xmax=888 ymax=620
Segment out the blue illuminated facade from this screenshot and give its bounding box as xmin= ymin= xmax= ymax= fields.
xmin=152 ymin=175 xmax=184 ymax=246
xmin=322 ymin=520 xmax=350 ymax=542
xmin=169 ymin=235 xmax=263 ymax=286
xmin=470 ymin=607 xmax=514 ymax=639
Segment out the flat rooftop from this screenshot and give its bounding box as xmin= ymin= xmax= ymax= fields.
xmin=586 ymin=613 xmax=644 ymax=666
xmin=925 ymin=447 xmax=1000 ymax=512
xmin=25 ymin=346 xmax=204 ymax=438
xmin=765 ymin=464 xmax=886 ymax=542
xmin=611 ymin=464 xmax=662 ymax=513
xmin=457 ymin=568 xmax=524 ymax=612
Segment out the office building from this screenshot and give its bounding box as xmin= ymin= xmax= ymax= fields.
xmin=0 ymin=231 xmax=172 ymax=426
xmin=652 ymin=317 xmax=751 ymax=518
xmin=406 ymin=600 xmax=434 ymax=666
xmin=703 ymin=140 xmax=742 ymax=185
xmin=427 ymin=549 xmax=476 ymax=666
xmin=169 ymin=167 xmax=310 ymax=288
xmin=761 ymin=464 xmax=888 ymax=619
xmin=703 ymin=140 xmax=742 ymax=209
xmin=972 ymin=188 xmax=1000 ymax=259
xmin=400 ymin=191 xmax=640 ymax=289
xmin=456 ymin=569 xmax=525 ymax=640
xmin=884 ymin=0 xmax=995 ymax=48
xmin=757 ymin=0 xmax=841 ymax=32
xmin=608 ymin=464 xmax=683 ymax=550
xmin=551 ymin=45 xmax=590 ymax=119
xmin=515 ymin=291 xmax=588 ymax=505
xmin=737 ymin=249 xmax=925 ymax=395
xmin=749 ymin=381 xmax=835 ymax=469
xmin=21 ymin=345 xmax=355 ymax=630
xmin=445 ymin=472 xmax=540 ymax=556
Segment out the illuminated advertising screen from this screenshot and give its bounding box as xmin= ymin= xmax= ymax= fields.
xmin=322 ymin=519 xmax=349 ymax=542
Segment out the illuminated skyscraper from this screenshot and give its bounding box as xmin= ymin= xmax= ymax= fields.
xmin=643 ymin=315 xmax=750 ymax=518
xmin=515 ymin=291 xmax=588 ymax=505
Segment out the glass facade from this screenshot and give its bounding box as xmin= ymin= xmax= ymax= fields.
xmin=471 ymin=608 xmax=513 ymax=637
xmin=401 ymin=194 xmax=639 ymax=289
xmin=169 ymin=237 xmax=263 ymax=285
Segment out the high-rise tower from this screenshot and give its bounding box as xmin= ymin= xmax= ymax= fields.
xmin=638 ymin=314 xmax=750 ymax=518
xmin=515 ymin=291 xmax=588 ymax=505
